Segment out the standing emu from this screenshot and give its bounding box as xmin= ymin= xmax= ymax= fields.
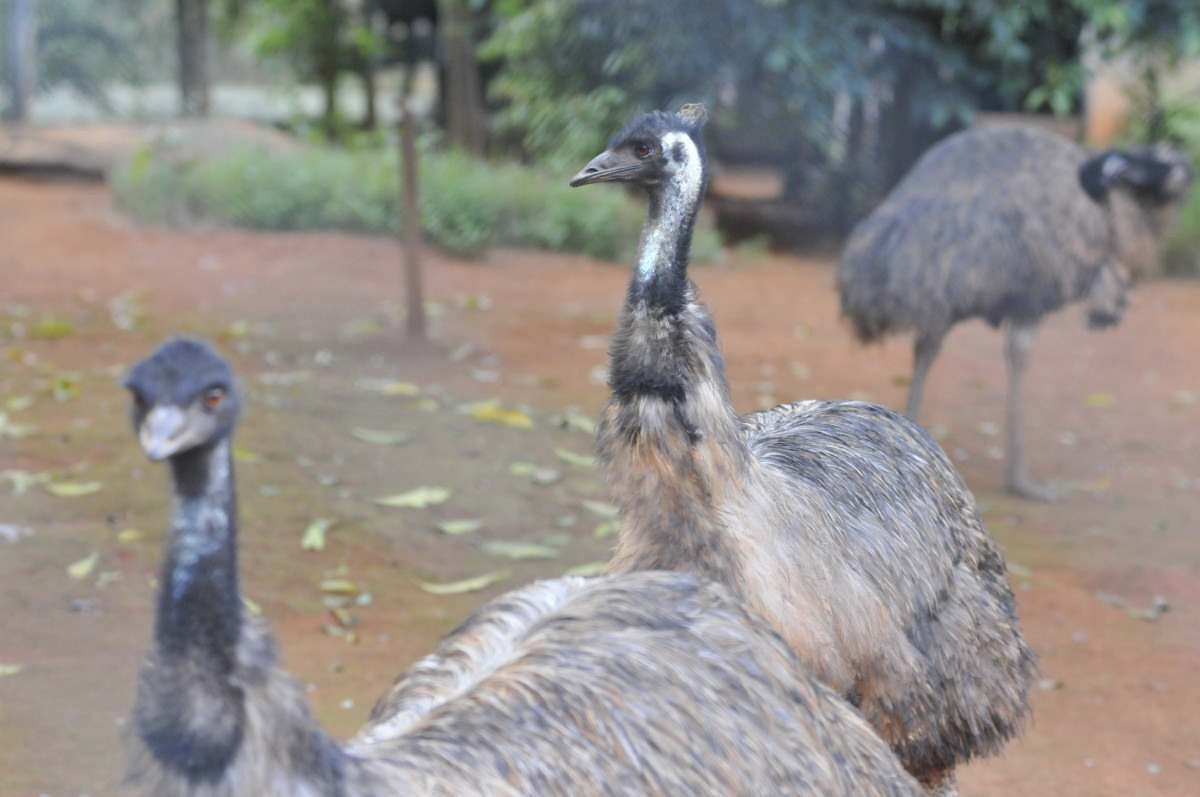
xmin=123 ymin=336 xmax=923 ymax=796
xmin=571 ymin=107 xmax=1034 ymax=793
xmin=838 ymin=125 xmax=1192 ymax=499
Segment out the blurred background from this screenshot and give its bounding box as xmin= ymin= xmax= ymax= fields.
xmin=1 ymin=1 xmax=1198 ymax=795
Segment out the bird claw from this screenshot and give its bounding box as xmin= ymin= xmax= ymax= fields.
xmin=1006 ymin=477 xmax=1057 ymax=502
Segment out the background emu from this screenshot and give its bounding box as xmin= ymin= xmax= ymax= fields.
xmin=837 ymin=125 xmax=1193 ymax=499
xmin=572 ymin=108 xmax=1034 ymax=794
xmin=123 ymin=337 xmax=923 ymax=796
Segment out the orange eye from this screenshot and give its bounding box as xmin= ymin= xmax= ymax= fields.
xmin=203 ymin=389 xmax=225 ymax=410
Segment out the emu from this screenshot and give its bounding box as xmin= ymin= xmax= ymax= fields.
xmin=122 ymin=336 xmax=923 ymax=796
xmin=571 ymin=107 xmax=1034 ymax=794
xmin=838 ymin=125 xmax=1193 ymax=500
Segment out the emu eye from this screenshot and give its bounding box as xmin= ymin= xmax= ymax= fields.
xmin=203 ymin=388 xmax=226 ymax=411
xmin=633 ymin=142 xmax=652 ymax=160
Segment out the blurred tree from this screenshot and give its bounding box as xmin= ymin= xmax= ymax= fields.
xmin=1078 ymin=0 xmax=1200 ymax=143
xmin=176 ymin=0 xmax=210 ymax=116
xmin=439 ymin=0 xmax=486 ymax=154
xmin=4 ymin=0 xmax=38 ymax=122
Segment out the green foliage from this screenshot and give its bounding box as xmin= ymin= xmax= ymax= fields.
xmin=110 ymin=140 xmax=721 ymax=262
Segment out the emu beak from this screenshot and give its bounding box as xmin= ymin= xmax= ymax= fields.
xmin=139 ymin=405 xmax=188 ymax=462
xmin=570 ymin=150 xmax=641 ymax=187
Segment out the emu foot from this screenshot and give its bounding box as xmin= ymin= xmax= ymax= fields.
xmin=1005 ymin=476 xmax=1057 ymax=502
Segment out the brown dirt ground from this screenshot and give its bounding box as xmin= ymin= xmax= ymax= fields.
xmin=1 ymin=178 xmax=1198 ymax=797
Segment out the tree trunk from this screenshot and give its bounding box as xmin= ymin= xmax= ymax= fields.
xmin=1142 ymin=64 xmax=1165 ymax=144
xmin=5 ymin=0 xmax=38 ymax=123
xmin=835 ymin=96 xmax=866 ymax=235
xmin=399 ymin=89 xmax=427 ymax=342
xmin=360 ymin=60 xmax=377 ymax=130
xmin=438 ymin=0 xmax=486 ymax=155
xmin=175 ymin=0 xmax=210 ymax=117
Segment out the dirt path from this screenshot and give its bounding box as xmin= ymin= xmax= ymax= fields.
xmin=1 ymin=179 xmax=1198 ymax=796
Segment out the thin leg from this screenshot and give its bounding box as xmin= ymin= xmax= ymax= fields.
xmin=1004 ymin=322 xmax=1054 ymax=501
xmin=906 ymin=331 xmax=945 ymax=421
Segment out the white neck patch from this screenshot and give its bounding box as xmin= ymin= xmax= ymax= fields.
xmin=637 ymin=131 xmax=703 ymax=281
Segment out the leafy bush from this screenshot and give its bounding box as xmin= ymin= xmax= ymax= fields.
xmin=111 ymin=140 xmax=722 ymax=262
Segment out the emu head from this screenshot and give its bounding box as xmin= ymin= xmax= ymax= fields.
xmin=124 ymin=338 xmax=240 ymax=461
xmin=1078 ymin=146 xmax=1193 ymax=318
xmin=570 ymin=104 xmax=709 ymax=196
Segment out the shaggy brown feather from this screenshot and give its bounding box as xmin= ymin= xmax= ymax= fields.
xmin=124 ymin=337 xmax=923 ymax=797
xmin=579 ymin=110 xmax=1035 ymax=792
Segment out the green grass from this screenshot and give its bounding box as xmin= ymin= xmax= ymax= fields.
xmin=111 ymin=141 xmax=723 ymax=263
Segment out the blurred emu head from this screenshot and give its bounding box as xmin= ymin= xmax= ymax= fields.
xmin=124 ymin=338 xmax=240 ymax=461
xmin=570 ymin=104 xmax=709 ymax=193
xmin=1079 ymin=146 xmax=1193 ymax=209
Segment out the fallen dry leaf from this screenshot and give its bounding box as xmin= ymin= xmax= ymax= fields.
xmin=418 ymin=571 xmax=510 ymax=595
xmin=436 ymin=519 xmax=483 ymax=535
xmin=357 ymin=378 xmax=420 ymax=397
xmin=5 ymin=395 xmax=33 ymax=411
xmin=564 ymin=561 xmax=607 ymax=577
xmin=233 ymin=447 xmax=261 ymax=464
xmin=116 ymin=528 xmax=143 ymax=544
xmin=302 ymin=518 xmax=334 ymax=551
xmin=375 ymin=486 xmax=451 ymax=509
xmin=1084 ymin=392 xmax=1116 ymax=409
xmin=594 ymin=521 xmax=619 ymax=539
xmin=46 ymin=481 xmax=102 ymax=498
xmin=466 ymin=401 xmax=533 ymax=429
xmin=1 ymin=470 xmax=49 ymax=495
xmin=242 ymin=596 xmax=262 ymax=616
xmin=0 ymin=663 xmax=22 ymax=677
xmin=482 ymin=541 xmax=559 ymax=561
xmin=67 ymin=552 xmax=99 ymax=580
xmin=555 ymin=448 xmax=597 ymax=468
xmin=319 ymin=578 xmax=359 ymax=595
xmin=582 ymin=500 xmax=619 ymax=519
xmin=351 ymin=428 xmax=412 ymax=446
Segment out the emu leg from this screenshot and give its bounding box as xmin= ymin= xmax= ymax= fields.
xmin=1004 ymin=322 xmax=1054 ymax=501
xmin=906 ymin=331 xmax=945 ymax=421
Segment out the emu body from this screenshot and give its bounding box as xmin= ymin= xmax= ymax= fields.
xmin=124 ymin=337 xmax=922 ymax=797
xmin=575 ymin=109 xmax=1035 ymax=790
xmin=838 ymin=125 xmax=1192 ymax=498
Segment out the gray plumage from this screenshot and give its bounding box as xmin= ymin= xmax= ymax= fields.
xmin=123 ymin=337 xmax=923 ymax=797
xmin=573 ymin=109 xmax=1035 ymax=792
xmin=837 ymin=124 xmax=1192 ymax=498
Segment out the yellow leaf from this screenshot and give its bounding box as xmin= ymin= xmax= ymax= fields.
xmin=436 ymin=519 xmax=483 ymax=535
xmin=466 ymin=401 xmax=533 ymax=429
xmin=0 ymin=663 xmax=22 ymax=677
xmin=1 ymin=470 xmax=49 ymax=495
xmin=594 ymin=521 xmax=619 ymax=539
xmin=46 ymin=481 xmax=102 ymax=498
xmin=242 ymin=596 xmax=262 ymax=616
xmin=1084 ymin=392 xmax=1116 ymax=409
xmin=415 ymin=398 xmax=440 ymax=413
xmin=555 ymin=448 xmax=597 ymax=468
xmin=375 ymin=486 xmax=451 ymax=509
xmin=481 ymin=541 xmax=559 ymax=560
xmin=117 ymin=528 xmax=143 ymax=544
xmin=582 ymin=500 xmax=619 ymax=519
xmin=330 ymin=607 xmax=355 ymax=627
xmin=233 ymin=447 xmax=261 ymax=464
xmin=418 ymin=571 xmax=510 ymax=595
xmin=320 ymin=578 xmax=359 ymax=595
xmin=302 ymin=518 xmax=334 ymax=551
xmin=508 ymin=462 xmax=537 ymax=476
xmin=357 ymin=378 xmax=420 ymax=397
xmin=564 ymin=561 xmax=607 ymax=577
xmin=351 ymin=428 xmax=411 ymax=445
xmin=5 ymin=395 xmax=33 ymax=412
xmin=67 ymin=552 xmax=99 ymax=580
xmin=30 ymin=317 xmax=75 ymax=340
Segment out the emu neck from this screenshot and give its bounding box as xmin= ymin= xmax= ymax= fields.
xmin=156 ymin=437 xmax=241 ymax=660
xmin=631 ymin=150 xmax=704 ymax=312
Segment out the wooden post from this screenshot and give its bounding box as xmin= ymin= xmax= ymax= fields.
xmin=399 ymin=94 xmax=427 ymax=341
xmin=5 ymin=0 xmax=38 ymax=123
xmin=175 ymin=0 xmax=211 ymax=117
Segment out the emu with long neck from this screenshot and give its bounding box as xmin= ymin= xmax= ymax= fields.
xmin=574 ymin=108 xmax=1035 ymax=792
xmin=123 ymin=337 xmax=923 ymax=796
